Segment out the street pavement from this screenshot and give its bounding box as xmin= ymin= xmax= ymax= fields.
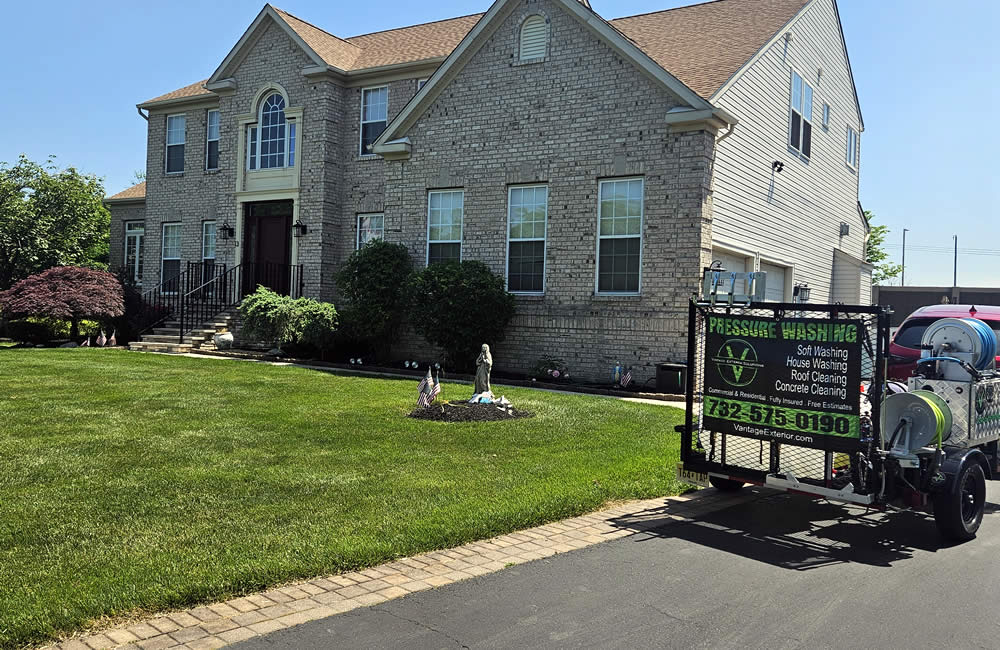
xmin=235 ymin=483 xmax=1000 ymax=649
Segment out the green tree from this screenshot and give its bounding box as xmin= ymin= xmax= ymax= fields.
xmin=864 ymin=210 xmax=902 ymax=285
xmin=0 ymin=155 xmax=110 ymax=290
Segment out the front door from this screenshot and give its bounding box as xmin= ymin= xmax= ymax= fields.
xmin=243 ymin=201 xmax=292 ymax=295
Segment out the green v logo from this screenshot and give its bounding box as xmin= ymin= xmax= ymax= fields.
xmin=724 ymin=345 xmax=750 ymax=382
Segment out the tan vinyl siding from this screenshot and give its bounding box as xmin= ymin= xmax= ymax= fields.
xmin=711 ymin=0 xmax=864 ymax=304
xmin=832 ymin=249 xmax=862 ymax=303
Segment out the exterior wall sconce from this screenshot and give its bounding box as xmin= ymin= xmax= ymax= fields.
xmin=772 ymin=160 xmax=784 ymax=173
xmin=793 ymin=283 xmax=811 ymax=303
xmin=840 ymin=222 xmax=850 ymax=237
xmin=219 ymin=222 xmax=236 ymax=240
xmin=293 ymin=221 xmax=308 ymax=237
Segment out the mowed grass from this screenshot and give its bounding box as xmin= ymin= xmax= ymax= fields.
xmin=0 ymin=350 xmax=684 ymax=648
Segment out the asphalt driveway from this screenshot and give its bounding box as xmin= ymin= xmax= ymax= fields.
xmin=235 ymin=484 xmax=1000 ymax=649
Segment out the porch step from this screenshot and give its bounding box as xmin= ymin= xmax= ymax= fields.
xmin=129 ymin=341 xmax=194 ymax=354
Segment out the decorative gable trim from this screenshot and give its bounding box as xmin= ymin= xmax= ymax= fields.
xmin=373 ymin=0 xmax=717 ymax=156
xmin=207 ymin=5 xmax=334 ymax=87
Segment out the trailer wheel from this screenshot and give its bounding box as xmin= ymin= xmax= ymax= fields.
xmin=934 ymin=461 xmax=986 ymax=541
xmin=709 ymin=476 xmax=745 ymax=492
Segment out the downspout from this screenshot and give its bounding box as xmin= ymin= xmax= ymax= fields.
xmin=715 ymin=122 xmax=736 ymax=145
xmin=136 ymin=107 xmax=149 ymax=121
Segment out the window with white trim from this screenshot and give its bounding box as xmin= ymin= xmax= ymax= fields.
xmin=789 ymin=71 xmax=813 ymax=157
xmin=360 ymin=86 xmax=388 ymax=155
xmin=519 ymin=15 xmax=547 ymax=60
xmin=201 ymin=221 xmax=217 ymax=285
xmin=507 ymin=185 xmax=547 ymax=293
xmin=597 ymin=178 xmax=643 ymax=294
xmin=165 ymin=115 xmax=185 ymax=173
xmin=161 ymin=223 xmax=182 ymax=292
xmin=246 ymin=93 xmax=296 ymax=170
xmin=124 ymin=221 xmax=144 ymax=285
xmin=822 ymin=103 xmax=830 ymax=129
xmin=417 ymin=78 xmax=429 ymax=91
xmin=427 ymin=190 xmax=463 ymax=265
xmin=206 ymin=109 xmax=220 ymax=170
xmin=357 ymin=213 xmax=384 ymax=249
xmin=846 ymin=126 xmax=859 ymax=169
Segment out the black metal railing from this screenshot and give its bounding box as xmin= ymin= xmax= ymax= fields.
xmin=134 ymin=265 xmax=197 ymax=335
xmin=177 ymin=261 xmax=304 ymax=343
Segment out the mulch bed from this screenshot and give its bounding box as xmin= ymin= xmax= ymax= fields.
xmin=408 ymin=400 xmax=534 ymax=422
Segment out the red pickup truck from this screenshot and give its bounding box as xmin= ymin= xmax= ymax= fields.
xmin=888 ymin=304 xmax=1000 ymax=381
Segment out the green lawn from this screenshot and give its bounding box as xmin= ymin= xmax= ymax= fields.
xmin=0 ymin=350 xmax=684 ymax=648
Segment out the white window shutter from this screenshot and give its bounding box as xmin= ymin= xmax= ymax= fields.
xmin=520 ymin=16 xmax=547 ymax=60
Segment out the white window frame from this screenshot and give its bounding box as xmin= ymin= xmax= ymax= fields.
xmin=426 ymin=189 xmax=464 ymax=266
xmin=519 ymin=15 xmax=548 ymax=61
xmin=846 ymin=125 xmax=859 ymax=170
xmin=417 ymin=78 xmax=429 ymax=91
xmin=788 ymin=70 xmax=813 ymax=158
xmin=160 ymin=222 xmax=182 ymax=294
xmin=506 ymin=184 xmax=548 ymax=294
xmin=165 ymin=114 xmax=186 ymax=174
xmin=124 ymin=221 xmax=145 ymax=286
xmin=246 ymin=93 xmax=295 ymax=170
xmin=205 ymin=109 xmax=220 ymax=171
xmin=202 ymin=220 xmax=217 ymax=262
xmin=595 ymin=177 xmax=644 ymax=296
xmin=357 ymin=213 xmax=385 ymax=249
xmin=822 ymin=103 xmax=830 ymax=129
xmin=359 ymin=85 xmax=388 ymax=156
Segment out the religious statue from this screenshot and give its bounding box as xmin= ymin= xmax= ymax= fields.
xmin=471 ymin=343 xmax=494 ymax=402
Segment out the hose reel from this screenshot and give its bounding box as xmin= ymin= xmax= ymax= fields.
xmin=918 ymin=317 xmax=997 ymax=380
xmin=881 ymin=390 xmax=952 ymax=457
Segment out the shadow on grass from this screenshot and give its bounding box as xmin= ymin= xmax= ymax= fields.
xmin=608 ymin=488 xmax=1000 ymax=571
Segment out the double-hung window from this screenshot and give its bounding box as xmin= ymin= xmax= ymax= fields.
xmin=789 ymin=71 xmax=813 ymax=157
xmin=360 ymin=86 xmax=388 ymax=155
xmin=124 ymin=221 xmax=145 ymax=285
xmin=427 ymin=190 xmax=463 ymax=265
xmin=357 ymin=213 xmax=384 ymax=249
xmin=161 ymin=223 xmax=182 ymax=293
xmin=597 ymin=178 xmax=643 ymax=294
xmin=166 ymin=115 xmax=186 ymax=173
xmin=206 ymin=110 xmax=220 ymax=170
xmin=507 ymin=185 xmax=547 ymax=293
xmin=846 ymin=126 xmax=859 ymax=170
xmin=201 ymin=221 xmax=217 ymax=288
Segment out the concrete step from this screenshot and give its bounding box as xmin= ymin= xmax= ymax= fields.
xmin=129 ymin=341 xmax=193 ymax=354
xmin=141 ymin=334 xmax=207 ymax=345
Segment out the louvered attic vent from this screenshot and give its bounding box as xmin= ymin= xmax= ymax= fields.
xmin=520 ymin=15 xmax=547 ymax=60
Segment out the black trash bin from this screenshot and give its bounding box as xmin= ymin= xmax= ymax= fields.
xmin=656 ymin=362 xmax=687 ymax=394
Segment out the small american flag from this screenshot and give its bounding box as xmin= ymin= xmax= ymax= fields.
xmin=109 ymin=330 xmax=117 ymax=347
xmin=429 ymin=375 xmax=441 ymax=403
xmin=96 ymin=330 xmax=107 ymax=347
xmin=80 ymin=337 xmax=90 ymax=347
xmin=416 ymin=368 xmax=433 ymax=408
xmin=621 ymin=367 xmax=633 ymax=389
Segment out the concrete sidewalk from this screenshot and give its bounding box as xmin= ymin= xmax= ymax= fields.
xmin=47 ymin=488 xmax=757 ymax=650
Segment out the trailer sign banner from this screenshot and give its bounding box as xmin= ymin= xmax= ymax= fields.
xmin=702 ymin=314 xmax=863 ymax=451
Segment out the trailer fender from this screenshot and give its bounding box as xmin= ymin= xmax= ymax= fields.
xmin=938 ymin=448 xmax=992 ymax=493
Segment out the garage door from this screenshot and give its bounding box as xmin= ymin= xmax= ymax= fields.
xmin=760 ymin=262 xmax=787 ymax=302
xmin=712 ymin=249 xmax=750 ymax=294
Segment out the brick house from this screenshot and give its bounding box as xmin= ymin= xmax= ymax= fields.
xmin=106 ymin=0 xmax=869 ymax=381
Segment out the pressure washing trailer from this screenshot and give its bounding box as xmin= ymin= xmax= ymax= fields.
xmin=676 ymin=266 xmax=999 ymax=541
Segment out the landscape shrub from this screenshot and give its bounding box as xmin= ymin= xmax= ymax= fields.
xmin=334 ymin=240 xmax=412 ymax=360
xmin=5 ymin=317 xmax=101 ymax=344
xmin=0 ymin=266 xmax=124 ymax=338
xmin=238 ymin=287 xmax=338 ymax=356
xmin=406 ymin=261 xmax=515 ymax=371
xmin=532 ymin=355 xmax=570 ymax=381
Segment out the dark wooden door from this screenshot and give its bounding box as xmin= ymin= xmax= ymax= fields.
xmin=244 ymin=202 xmax=292 ymax=295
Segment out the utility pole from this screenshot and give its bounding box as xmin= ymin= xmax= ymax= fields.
xmin=953 ymin=235 xmax=958 ymax=287
xmin=901 ymin=228 xmax=909 ymax=286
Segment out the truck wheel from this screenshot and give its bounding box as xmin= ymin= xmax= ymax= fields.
xmin=709 ymin=476 xmax=745 ymax=492
xmin=934 ymin=461 xmax=986 ymax=541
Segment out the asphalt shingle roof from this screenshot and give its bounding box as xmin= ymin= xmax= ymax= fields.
xmin=106 ymin=181 xmax=146 ymax=201
xmin=142 ymin=0 xmax=809 ymax=105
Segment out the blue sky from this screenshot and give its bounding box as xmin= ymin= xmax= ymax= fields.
xmin=2 ymin=0 xmax=997 ymax=286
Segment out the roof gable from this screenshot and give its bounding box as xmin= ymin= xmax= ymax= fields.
xmin=106 ymin=181 xmax=146 ymax=202
xmin=374 ymin=0 xmax=728 ymax=151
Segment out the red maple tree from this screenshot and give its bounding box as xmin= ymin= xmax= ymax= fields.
xmin=0 ymin=266 xmax=124 ymax=339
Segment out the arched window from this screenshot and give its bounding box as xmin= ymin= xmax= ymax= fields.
xmin=519 ymin=15 xmax=547 ymax=61
xmin=247 ymin=92 xmax=297 ymax=170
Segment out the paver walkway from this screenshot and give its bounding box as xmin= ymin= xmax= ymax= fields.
xmin=46 ymin=488 xmax=756 ymax=650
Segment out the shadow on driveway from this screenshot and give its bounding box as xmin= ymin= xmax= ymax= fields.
xmin=609 ymin=488 xmax=1000 ymax=571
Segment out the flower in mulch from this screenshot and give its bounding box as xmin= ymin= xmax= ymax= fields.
xmin=551 ymin=369 xmax=560 ymax=378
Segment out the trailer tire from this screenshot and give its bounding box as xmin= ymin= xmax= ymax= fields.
xmin=933 ymin=461 xmax=986 ymax=542
xmin=709 ymin=476 xmax=745 ymax=492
